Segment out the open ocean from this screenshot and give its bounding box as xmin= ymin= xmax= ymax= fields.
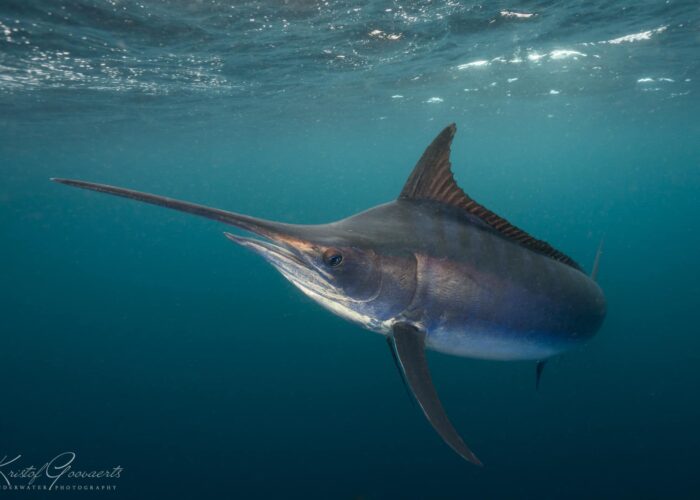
xmin=1 ymin=1 xmax=699 ymax=498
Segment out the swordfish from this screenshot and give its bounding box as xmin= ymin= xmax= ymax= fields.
xmin=52 ymin=124 xmax=606 ymax=465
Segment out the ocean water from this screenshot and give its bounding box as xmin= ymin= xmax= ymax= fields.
xmin=1 ymin=1 xmax=699 ymax=498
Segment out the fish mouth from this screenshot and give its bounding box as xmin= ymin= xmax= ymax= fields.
xmin=223 ymin=231 xmax=307 ymax=269
xmin=223 ymin=230 xmax=337 ymax=296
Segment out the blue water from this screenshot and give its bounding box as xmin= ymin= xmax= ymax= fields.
xmin=2 ymin=1 xmax=699 ymax=498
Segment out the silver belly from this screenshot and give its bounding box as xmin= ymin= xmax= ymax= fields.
xmin=425 ymin=325 xmax=576 ymax=361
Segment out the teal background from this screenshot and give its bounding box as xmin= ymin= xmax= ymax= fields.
xmin=1 ymin=1 xmax=699 ymax=498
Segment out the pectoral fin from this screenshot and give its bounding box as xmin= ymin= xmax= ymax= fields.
xmin=390 ymin=322 xmax=482 ymax=465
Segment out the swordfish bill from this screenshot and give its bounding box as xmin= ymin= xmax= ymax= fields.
xmin=52 ymin=124 xmax=606 ymax=465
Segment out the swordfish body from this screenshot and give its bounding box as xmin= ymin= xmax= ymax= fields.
xmin=316 ymin=200 xmax=604 ymax=362
xmin=52 ymin=124 xmax=606 ymax=465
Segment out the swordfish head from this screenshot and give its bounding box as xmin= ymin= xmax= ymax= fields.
xmin=222 ymin=223 xmax=417 ymax=331
xmin=49 ymin=178 xmax=415 ymax=332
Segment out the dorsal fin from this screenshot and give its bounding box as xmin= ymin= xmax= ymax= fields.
xmin=399 ymin=124 xmax=581 ymax=270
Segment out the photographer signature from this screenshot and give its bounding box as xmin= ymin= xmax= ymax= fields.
xmin=0 ymin=452 xmax=123 ymax=490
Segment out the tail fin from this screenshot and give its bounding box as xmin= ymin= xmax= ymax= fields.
xmin=591 ymin=239 xmax=604 ymax=282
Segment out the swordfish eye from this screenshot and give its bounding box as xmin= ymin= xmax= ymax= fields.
xmin=322 ymin=248 xmax=343 ymax=268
